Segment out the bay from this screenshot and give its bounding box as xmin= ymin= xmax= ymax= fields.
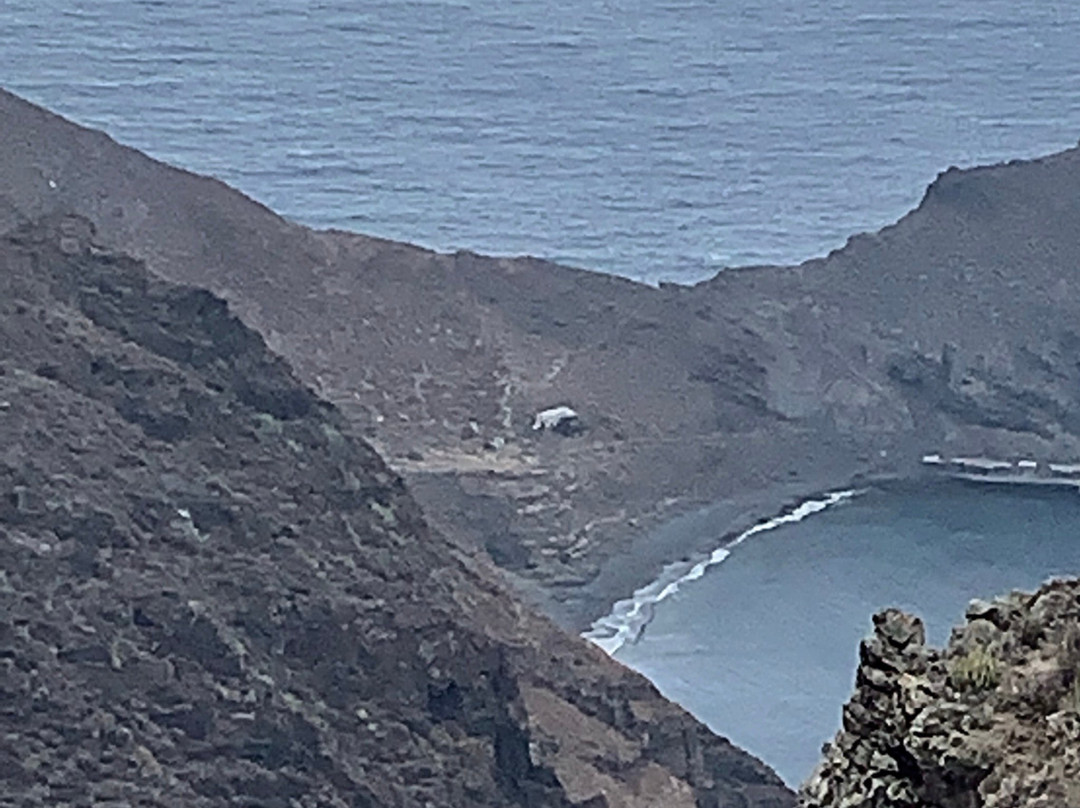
xmin=614 ymin=484 xmax=1080 ymax=785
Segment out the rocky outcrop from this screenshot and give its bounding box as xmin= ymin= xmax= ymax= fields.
xmin=0 ymin=217 xmax=793 ymax=806
xmin=801 ymin=581 xmax=1080 ymax=807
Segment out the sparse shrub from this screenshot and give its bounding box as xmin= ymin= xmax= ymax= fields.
xmin=1061 ymin=621 xmax=1080 ymax=667
xmin=948 ymin=646 xmax=1001 ymax=693
xmin=1067 ymin=672 xmax=1080 ymax=713
xmin=1018 ymin=613 xmax=1044 ymax=648
xmin=252 ymin=411 xmax=283 ymax=436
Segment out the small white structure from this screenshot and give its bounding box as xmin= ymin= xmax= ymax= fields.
xmin=921 ymin=453 xmax=945 ymax=465
xmin=1017 ymin=459 xmax=1038 ymax=470
xmin=532 ymin=405 xmax=580 ymax=434
xmin=951 ymin=457 xmax=1013 ymax=473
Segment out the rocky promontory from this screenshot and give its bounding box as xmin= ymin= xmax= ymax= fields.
xmin=801 ymin=580 xmax=1080 ymax=807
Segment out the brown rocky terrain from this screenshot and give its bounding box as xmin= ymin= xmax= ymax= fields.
xmin=5 ymin=89 xmax=1080 ymax=630
xmin=0 ymin=216 xmax=793 ymax=806
xmin=801 ymin=580 xmax=1080 ymax=807
xmin=6 ymin=85 xmax=1080 ymax=806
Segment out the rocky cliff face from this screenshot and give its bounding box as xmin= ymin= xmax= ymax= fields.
xmin=0 ymin=217 xmax=793 ymax=806
xmin=6 ymin=89 xmax=1080 ymax=627
xmin=801 ymin=581 xmax=1080 ymax=807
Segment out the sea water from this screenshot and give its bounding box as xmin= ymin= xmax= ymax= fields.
xmin=610 ymin=483 xmax=1080 ymax=785
xmin=3 ymin=1 xmax=1080 ymax=283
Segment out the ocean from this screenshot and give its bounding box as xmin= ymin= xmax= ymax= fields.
xmin=605 ymin=483 xmax=1080 ymax=785
xmin=3 ymin=1 xmax=1080 ymax=283
xmin=6 ymin=0 xmax=1080 ymax=787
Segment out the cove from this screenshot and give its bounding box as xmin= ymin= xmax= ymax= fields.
xmin=607 ymin=482 xmax=1080 ymax=786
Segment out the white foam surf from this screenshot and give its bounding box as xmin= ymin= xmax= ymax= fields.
xmin=582 ymin=490 xmax=860 ymax=655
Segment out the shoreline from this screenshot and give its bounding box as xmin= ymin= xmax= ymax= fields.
xmin=582 ymin=488 xmax=861 ymax=654
xmin=522 ymin=474 xmax=883 ymax=633
xmin=540 ymin=470 xmax=1080 ymax=640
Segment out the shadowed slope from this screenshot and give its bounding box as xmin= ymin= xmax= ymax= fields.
xmin=0 ymin=216 xmax=792 ymax=806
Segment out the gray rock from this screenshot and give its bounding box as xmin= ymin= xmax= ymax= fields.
xmin=802 ymin=581 xmax=1080 ymax=807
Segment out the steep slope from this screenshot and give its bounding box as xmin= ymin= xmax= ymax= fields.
xmin=0 ymin=86 xmax=801 ymax=621
xmin=0 ymin=216 xmax=793 ymax=806
xmin=801 ymin=580 xmax=1080 ymax=807
xmin=6 ymin=89 xmax=1080 ymax=628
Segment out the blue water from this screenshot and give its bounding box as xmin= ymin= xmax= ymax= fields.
xmin=3 ymin=1 xmax=1080 ymax=282
xmin=614 ymin=484 xmax=1080 ymax=786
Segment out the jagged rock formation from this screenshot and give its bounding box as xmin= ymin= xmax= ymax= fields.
xmin=801 ymin=581 xmax=1080 ymax=807
xmin=6 ymin=89 xmax=1080 ymax=626
xmin=0 ymin=218 xmax=793 ymax=806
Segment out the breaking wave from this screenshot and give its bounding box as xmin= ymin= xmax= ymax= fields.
xmin=582 ymin=489 xmax=860 ymax=655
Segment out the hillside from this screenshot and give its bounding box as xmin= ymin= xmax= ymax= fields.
xmin=5 ymin=89 xmax=1080 ymax=627
xmin=0 ymin=216 xmax=791 ymax=806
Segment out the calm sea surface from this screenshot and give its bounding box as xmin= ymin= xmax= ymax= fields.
xmin=615 ymin=484 xmax=1080 ymax=785
xmin=3 ymin=1 xmax=1080 ymax=282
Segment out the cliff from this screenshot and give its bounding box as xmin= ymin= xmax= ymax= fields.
xmin=800 ymin=580 xmax=1080 ymax=807
xmin=0 ymin=217 xmax=792 ymax=806
xmin=5 ymin=89 xmax=1080 ymax=628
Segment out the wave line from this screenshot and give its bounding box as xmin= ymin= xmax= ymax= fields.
xmin=582 ymin=489 xmax=860 ymax=655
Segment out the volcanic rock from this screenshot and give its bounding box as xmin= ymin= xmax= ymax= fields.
xmin=6 ymin=89 xmax=1080 ymax=626
xmin=801 ymin=581 xmax=1080 ymax=807
xmin=0 ymin=217 xmax=792 ymax=806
